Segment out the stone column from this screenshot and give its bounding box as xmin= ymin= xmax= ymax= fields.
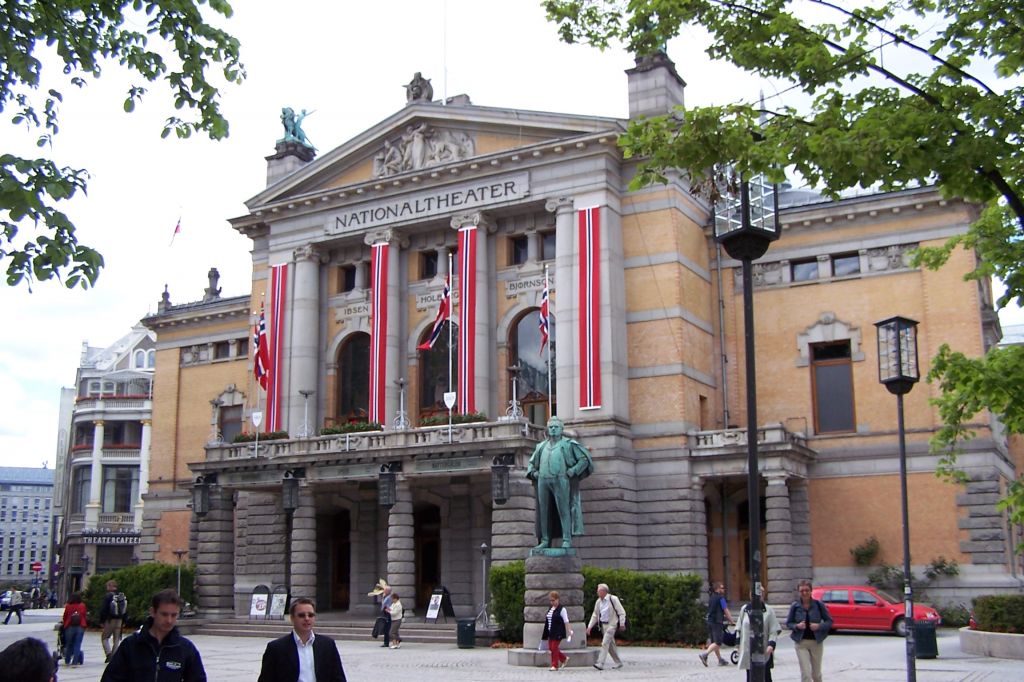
xmin=290 ymin=486 xmax=317 ymax=599
xmin=364 ymin=230 xmax=403 ymax=423
xmin=196 ymin=486 xmax=235 ymax=616
xmin=133 ymin=418 xmax=152 ymax=529
xmin=354 ymin=261 xmax=368 ymax=290
xmin=387 ymin=477 xmax=415 ymax=603
xmin=764 ymin=474 xmax=794 ymax=604
xmin=287 ymin=244 xmax=322 ymax=433
xmin=436 ymin=246 xmax=450 ymax=277
xmin=688 ymin=476 xmax=710 ymax=580
xmin=526 ymin=228 xmax=540 ymax=263
xmin=491 ymin=477 xmax=536 ymax=565
xmin=450 ymin=212 xmax=493 ymax=416
xmin=85 ymin=420 xmax=104 ymax=527
xmin=788 ymin=479 xmax=813 ymax=586
xmin=545 ymin=198 xmax=576 ymax=420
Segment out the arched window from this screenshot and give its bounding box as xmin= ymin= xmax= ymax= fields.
xmin=418 ymin=321 xmax=458 ymax=419
xmin=146 ymin=349 xmax=156 ymax=369
xmin=133 ymin=349 xmax=146 ymax=368
xmin=336 ymin=333 xmax=370 ymax=423
xmin=510 ymin=310 xmax=556 ymax=425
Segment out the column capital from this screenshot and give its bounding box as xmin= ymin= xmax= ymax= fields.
xmin=140 ymin=419 xmax=152 ymax=426
xmin=544 ymin=197 xmax=574 ymax=215
xmin=450 ymin=211 xmax=495 ymax=233
xmin=293 ymin=243 xmax=327 ymax=263
xmin=363 ymin=228 xmax=409 ymax=248
xmin=764 ymin=473 xmax=789 ymax=487
xmin=93 ymin=419 xmax=105 ymax=427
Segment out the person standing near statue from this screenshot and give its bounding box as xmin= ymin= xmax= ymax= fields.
xmin=526 ymin=416 xmax=594 ymax=552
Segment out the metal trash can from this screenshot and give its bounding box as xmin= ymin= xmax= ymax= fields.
xmin=914 ymin=620 xmax=938 ymax=659
xmin=457 ymin=618 xmax=476 ymax=648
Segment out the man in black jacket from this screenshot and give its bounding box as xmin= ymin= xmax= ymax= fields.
xmin=100 ymin=579 xmax=127 ymax=662
xmin=100 ymin=589 xmax=205 ymax=682
xmin=258 ymin=598 xmax=346 ymax=682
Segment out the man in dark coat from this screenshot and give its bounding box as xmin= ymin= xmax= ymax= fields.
xmin=258 ymin=597 xmax=346 ymax=682
xmin=100 ymin=589 xmax=205 ymax=682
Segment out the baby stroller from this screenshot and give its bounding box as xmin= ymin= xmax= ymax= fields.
xmin=53 ymin=623 xmax=65 ymax=669
xmin=721 ymin=623 xmax=740 ymax=664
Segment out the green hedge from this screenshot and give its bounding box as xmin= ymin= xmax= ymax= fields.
xmin=489 ymin=560 xmax=526 ymax=642
xmin=419 ymin=412 xmax=487 ymax=427
xmin=582 ymin=567 xmax=705 ymax=644
xmin=973 ymin=594 xmax=1024 ymax=633
xmin=82 ymin=562 xmax=196 ymax=627
xmin=319 ymin=422 xmax=382 ymax=435
xmin=488 ymin=561 xmax=705 ymax=644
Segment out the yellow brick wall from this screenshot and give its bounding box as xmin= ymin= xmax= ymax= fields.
xmin=152 ymin=510 xmax=192 ymax=564
xmin=809 ymin=473 xmax=966 ymax=567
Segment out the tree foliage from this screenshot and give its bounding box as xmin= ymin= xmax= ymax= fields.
xmin=544 ymin=0 xmax=1024 ymax=539
xmin=0 ymin=0 xmax=245 ymax=289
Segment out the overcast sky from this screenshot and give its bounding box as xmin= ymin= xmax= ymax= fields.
xmin=0 ymin=1 xmax=1016 ymax=469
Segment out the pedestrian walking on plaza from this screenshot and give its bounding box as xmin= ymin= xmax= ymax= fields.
xmin=0 ymin=636 xmax=56 ymax=682
xmin=100 ymin=589 xmax=206 ymax=682
xmin=388 ymin=592 xmax=404 ymax=649
xmin=785 ymin=579 xmax=833 ymax=682
xmin=541 ymin=591 xmax=573 ymax=671
xmin=257 ymin=597 xmax=346 ymax=682
xmin=62 ymin=592 xmax=88 ymax=666
xmin=100 ymin=579 xmax=129 ymax=662
xmin=698 ymin=582 xmax=734 ymax=666
xmin=380 ymin=584 xmax=394 ymax=648
xmin=3 ymin=586 xmax=24 ymax=623
xmin=586 ymin=583 xmax=626 ymax=670
xmin=737 ymin=598 xmax=781 ymax=682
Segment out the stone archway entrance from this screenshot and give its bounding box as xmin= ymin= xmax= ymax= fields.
xmin=414 ymin=503 xmax=441 ymax=610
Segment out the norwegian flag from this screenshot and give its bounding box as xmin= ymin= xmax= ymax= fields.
xmin=253 ymin=303 xmax=270 ymax=390
xmin=538 ymin=278 xmax=550 ymax=354
xmin=417 ymin=273 xmax=451 ymax=350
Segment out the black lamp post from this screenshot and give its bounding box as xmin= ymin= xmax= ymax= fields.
xmin=875 ymin=316 xmax=920 ymax=682
xmin=282 ymin=469 xmax=303 ymax=600
xmin=192 ymin=475 xmax=212 ymax=517
xmin=378 ymin=462 xmax=400 ymax=508
xmin=714 ymin=170 xmax=781 ymax=682
xmin=491 ymin=454 xmax=514 ymax=505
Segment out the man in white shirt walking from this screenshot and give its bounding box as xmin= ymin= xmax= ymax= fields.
xmin=586 ymin=583 xmax=626 ymax=670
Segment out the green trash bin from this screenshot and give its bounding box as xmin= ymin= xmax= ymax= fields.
xmin=914 ymin=620 xmax=938 ymax=659
xmin=457 ymin=618 xmax=476 ymax=648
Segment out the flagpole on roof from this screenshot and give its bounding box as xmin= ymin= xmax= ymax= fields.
xmin=544 ymin=264 xmax=553 ymax=419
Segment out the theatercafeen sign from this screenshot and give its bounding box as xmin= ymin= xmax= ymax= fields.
xmin=326 ymin=173 xmax=530 ymax=234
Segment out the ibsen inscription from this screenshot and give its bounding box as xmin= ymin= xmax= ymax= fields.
xmin=327 ymin=173 xmax=529 ymax=234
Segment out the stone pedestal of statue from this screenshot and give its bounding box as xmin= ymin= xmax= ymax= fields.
xmin=506 ymin=554 xmax=599 ymax=667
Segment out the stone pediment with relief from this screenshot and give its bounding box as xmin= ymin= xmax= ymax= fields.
xmin=245 ymin=75 xmax=624 ymax=211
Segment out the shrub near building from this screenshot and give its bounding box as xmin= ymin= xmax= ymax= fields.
xmin=488 ymin=562 xmax=705 ymax=644
xmin=83 ymin=562 xmax=196 ymax=626
xmin=973 ymin=595 xmax=1024 ymax=634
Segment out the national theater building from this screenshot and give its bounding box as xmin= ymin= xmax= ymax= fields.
xmin=139 ymin=54 xmax=1022 ymax=618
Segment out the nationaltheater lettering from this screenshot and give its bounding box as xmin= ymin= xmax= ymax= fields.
xmin=328 ymin=173 xmax=529 ymax=234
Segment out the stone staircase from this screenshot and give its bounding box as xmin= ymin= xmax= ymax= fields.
xmin=178 ymin=614 xmax=500 ymax=646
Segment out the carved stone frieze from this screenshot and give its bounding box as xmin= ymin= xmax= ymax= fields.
xmin=867 ymin=244 xmax=916 ymax=271
xmin=373 ymin=123 xmax=475 ymax=178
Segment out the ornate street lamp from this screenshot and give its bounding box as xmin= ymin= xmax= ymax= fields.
xmin=714 ymin=168 xmax=781 ymax=682
xmin=505 ymin=364 xmax=524 ymax=421
xmin=491 ymin=454 xmax=514 ymax=505
xmin=875 ymin=316 xmax=920 ymax=682
xmin=393 ymin=378 xmax=411 ymax=431
xmin=192 ymin=475 xmax=213 ymax=517
xmin=298 ymin=390 xmax=315 ymax=438
xmin=378 ymin=462 xmax=401 ymax=508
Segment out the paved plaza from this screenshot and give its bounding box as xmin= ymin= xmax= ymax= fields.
xmin=2 ymin=609 xmax=1021 ymax=680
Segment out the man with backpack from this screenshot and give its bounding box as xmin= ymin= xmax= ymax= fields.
xmin=100 ymin=580 xmax=128 ymax=662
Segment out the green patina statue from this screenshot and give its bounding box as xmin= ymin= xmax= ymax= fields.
xmin=279 ymin=107 xmax=315 ymax=149
xmin=526 ymin=416 xmax=594 ymax=555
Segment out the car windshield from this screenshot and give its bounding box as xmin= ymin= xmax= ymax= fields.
xmin=876 ymin=589 xmax=900 ymax=603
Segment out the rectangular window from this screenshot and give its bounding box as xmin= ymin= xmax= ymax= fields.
xmin=220 ymin=405 xmax=243 ymax=443
xmin=540 ymin=231 xmax=556 ymax=261
xmin=101 ymin=466 xmax=139 ymax=514
xmin=214 ymin=341 xmax=231 ymax=360
xmin=811 ymin=342 xmax=856 ymax=433
xmin=338 ymin=264 xmax=357 ymax=292
xmin=236 ymin=338 xmax=248 ymax=357
xmin=509 ymin=235 xmax=528 ymax=266
xmin=791 ymin=259 xmax=819 ymax=282
xmin=832 ymin=253 xmax=861 ymax=277
xmin=420 ymin=251 xmax=438 ymax=279
xmin=71 ymin=468 xmax=90 ymax=515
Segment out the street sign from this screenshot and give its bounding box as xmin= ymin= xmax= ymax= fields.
xmin=30 ymin=561 xmax=42 ymax=572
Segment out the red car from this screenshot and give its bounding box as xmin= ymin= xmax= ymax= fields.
xmin=812 ymin=585 xmax=942 ymax=636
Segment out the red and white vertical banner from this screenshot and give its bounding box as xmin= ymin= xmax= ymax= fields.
xmin=368 ymin=241 xmax=390 ymax=424
xmin=578 ymin=207 xmax=602 ymax=409
xmin=267 ymin=264 xmax=289 ymax=432
xmin=457 ymin=225 xmax=477 ymax=414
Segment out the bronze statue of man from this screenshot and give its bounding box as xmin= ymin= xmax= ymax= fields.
xmin=526 ymin=416 xmax=594 ymax=551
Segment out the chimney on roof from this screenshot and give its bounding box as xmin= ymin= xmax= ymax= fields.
xmin=625 ymin=50 xmax=686 ymax=120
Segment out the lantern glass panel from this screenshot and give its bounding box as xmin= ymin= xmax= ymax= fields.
xmin=192 ymin=482 xmax=209 ymax=516
xmin=378 ymin=471 xmax=396 ymax=507
xmin=491 ymin=465 xmax=509 ymax=505
xmin=282 ymin=476 xmax=299 ymax=511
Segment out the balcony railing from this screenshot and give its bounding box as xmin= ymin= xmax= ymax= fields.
xmin=102 ymin=447 xmax=140 ymax=461
xmin=205 ymin=419 xmax=544 ymax=462
xmin=97 ymin=513 xmax=137 ymax=532
xmin=74 ymin=396 xmax=150 ymax=412
xmin=689 ymin=424 xmax=807 ymax=452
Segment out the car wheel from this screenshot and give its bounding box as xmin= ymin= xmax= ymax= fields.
xmin=893 ymin=617 xmax=907 ymax=637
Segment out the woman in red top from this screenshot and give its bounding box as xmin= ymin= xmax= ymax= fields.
xmin=62 ymin=592 xmax=88 ymax=666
